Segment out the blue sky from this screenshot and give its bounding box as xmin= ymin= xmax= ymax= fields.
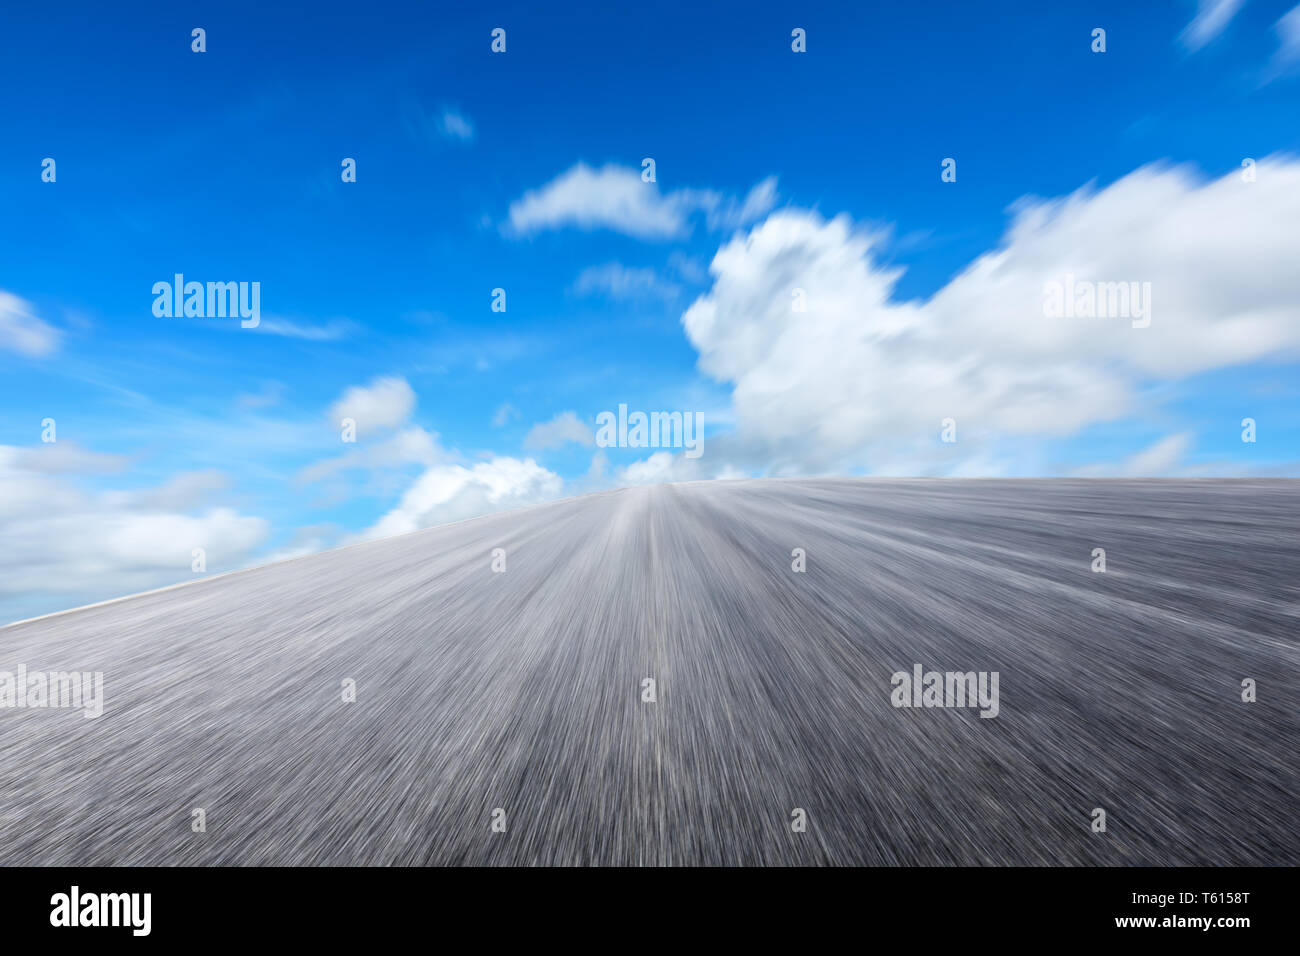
xmin=2 ymin=0 xmax=1299 ymax=621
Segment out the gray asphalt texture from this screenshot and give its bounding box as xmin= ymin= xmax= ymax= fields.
xmin=2 ymin=479 xmax=1297 ymax=866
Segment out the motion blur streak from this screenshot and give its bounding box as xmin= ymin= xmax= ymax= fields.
xmin=1 ymin=479 xmax=1296 ymax=865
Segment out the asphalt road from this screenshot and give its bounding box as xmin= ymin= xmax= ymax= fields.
xmin=1 ymin=479 xmax=1296 ymax=865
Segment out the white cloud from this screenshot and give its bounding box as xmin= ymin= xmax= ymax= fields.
xmin=523 ymin=411 xmax=594 ymax=450
xmin=702 ymin=177 xmax=779 ymax=232
xmin=1180 ymin=0 xmax=1246 ymax=51
xmin=1074 ymin=433 xmax=1194 ymax=477
xmin=256 ymin=317 xmax=354 ymax=341
xmin=573 ymin=263 xmax=680 ymax=302
xmin=667 ymin=251 xmax=708 ymax=284
xmin=1129 ymin=435 xmax=1192 ymax=475
xmin=107 ymin=470 xmax=231 ymax=510
xmin=236 ymin=381 xmax=286 ymax=410
xmin=1271 ymin=4 xmax=1300 ymax=68
xmin=0 ymin=446 xmax=267 ymax=621
xmin=403 ymin=103 xmax=476 ymax=148
xmin=299 ymin=377 xmax=566 ymax=535
xmin=438 ymin=108 xmax=475 ymax=142
xmin=259 ymin=524 xmax=341 ymax=565
xmin=364 ymin=457 xmax=564 ymax=538
xmin=10 ymin=442 xmax=128 ymax=475
xmin=327 ymin=376 xmax=416 ymax=437
xmin=492 ymin=402 xmax=519 ymax=427
xmin=0 ymin=291 xmax=60 ymax=357
xmin=505 ymin=163 xmax=776 ymax=239
xmin=305 ymin=380 xmax=567 ymax=541
xmin=298 ymin=426 xmax=441 ymax=484
xmin=507 ymin=163 xmax=688 ymax=238
xmin=715 ymin=464 xmax=751 ymax=480
xmin=615 ymin=450 xmax=706 ymax=485
xmin=305 ymin=377 xmax=446 ymax=487
xmin=682 ymin=156 xmax=1300 ymax=476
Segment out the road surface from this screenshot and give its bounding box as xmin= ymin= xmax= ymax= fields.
xmin=1 ymin=479 xmax=1296 ymax=865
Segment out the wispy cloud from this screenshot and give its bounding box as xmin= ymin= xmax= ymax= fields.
xmin=1073 ymin=433 xmax=1194 ymax=477
xmin=404 ymin=102 xmax=476 ymax=147
xmin=667 ymin=251 xmax=707 ymax=284
xmin=236 ymin=381 xmax=287 ymax=410
xmin=437 ymin=108 xmax=475 ymax=142
xmin=573 ymin=263 xmax=680 ymax=302
xmin=9 ymin=442 xmax=129 ymax=475
xmin=1269 ymin=4 xmax=1300 ymax=72
xmin=491 ymin=402 xmax=520 ymax=427
xmin=701 ymin=177 xmax=779 ymax=232
xmin=297 ymin=426 xmax=441 ymax=484
xmin=255 ymin=317 xmax=354 ymax=341
xmin=1180 ymin=0 xmax=1246 ymax=52
xmin=0 ymin=291 xmax=61 ymax=357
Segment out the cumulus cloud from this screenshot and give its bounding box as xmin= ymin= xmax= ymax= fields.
xmin=614 ymin=450 xmax=707 ymax=486
xmin=507 ymin=163 xmax=686 ymax=238
xmin=524 ymin=411 xmax=594 ymax=450
xmin=505 ymin=163 xmax=776 ymax=239
xmin=682 ymin=156 xmax=1300 ymax=476
xmin=305 ymin=378 xmax=568 ymax=541
xmin=0 ymin=447 xmax=267 ymax=621
xmin=364 ymin=457 xmax=564 ymax=538
xmin=327 ymin=376 xmax=416 ymax=437
xmin=299 ymin=376 xmax=446 ymax=500
xmin=0 ymin=291 xmax=60 ymax=357
xmin=1180 ymin=0 xmax=1246 ymax=51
